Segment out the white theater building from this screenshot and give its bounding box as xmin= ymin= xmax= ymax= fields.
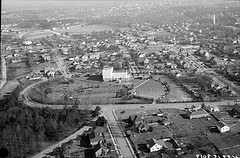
xmin=102 ymin=67 xmax=131 ymax=81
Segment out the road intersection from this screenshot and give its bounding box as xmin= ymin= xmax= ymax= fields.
xmin=18 ymin=77 xmax=237 ymax=158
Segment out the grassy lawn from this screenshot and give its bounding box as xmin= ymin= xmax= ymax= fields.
xmin=153 ymin=75 xmax=193 ymax=102
xmin=135 ymin=79 xmax=165 ymax=99
xmin=30 ymin=77 xmax=149 ymax=105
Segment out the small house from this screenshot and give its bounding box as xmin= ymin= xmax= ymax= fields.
xmin=162 ymin=119 xmax=171 ymax=126
xmin=217 ymin=122 xmax=230 ymax=133
xmin=136 ymin=122 xmax=149 ymax=133
xmin=232 ymin=104 xmax=240 ymax=118
xmin=146 ymin=138 xmax=166 ymax=152
xmin=186 ymin=109 xmax=209 ymax=119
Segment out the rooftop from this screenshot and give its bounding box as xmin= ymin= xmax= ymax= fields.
xmin=103 ymin=67 xmax=113 ymax=70
xmin=233 ymin=104 xmax=240 ymax=113
xmin=189 ymin=109 xmax=209 ymax=116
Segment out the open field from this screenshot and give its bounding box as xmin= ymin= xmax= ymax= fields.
xmin=1 ymin=34 xmax=14 ymax=44
xmin=134 ymin=79 xmax=165 ymax=100
xmin=24 ymin=30 xmax=55 ymax=39
xmin=29 ymin=77 xmax=149 ymax=105
xmin=53 ymin=24 xmax=114 ymax=35
xmin=7 ymin=61 xmax=32 ymax=80
xmin=153 ymin=75 xmax=193 ymax=102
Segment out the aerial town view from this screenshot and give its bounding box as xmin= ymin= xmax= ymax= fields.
xmin=1 ymin=0 xmax=240 ymax=158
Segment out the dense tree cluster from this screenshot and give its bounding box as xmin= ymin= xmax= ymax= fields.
xmin=0 ymin=86 xmax=92 ymax=158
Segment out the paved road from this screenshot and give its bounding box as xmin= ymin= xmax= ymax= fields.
xmin=104 ymin=110 xmax=136 ymax=158
xmin=19 ymin=77 xmax=237 ymax=158
xmin=54 ymin=53 xmax=71 ymax=78
xmin=42 ymin=38 xmax=71 ymax=78
xmin=19 ymin=78 xmax=48 ymax=102
xmin=31 ymin=125 xmax=93 ymax=158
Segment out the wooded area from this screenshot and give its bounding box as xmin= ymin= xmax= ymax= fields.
xmin=0 ymin=86 xmax=93 ymax=157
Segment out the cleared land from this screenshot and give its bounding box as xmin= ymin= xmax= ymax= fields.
xmin=29 ymin=77 xmax=148 ymax=105
xmin=134 ymin=79 xmax=165 ymax=100
xmin=153 ymin=75 xmax=193 ymax=102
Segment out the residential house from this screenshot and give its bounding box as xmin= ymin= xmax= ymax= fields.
xmin=82 ymin=55 xmax=89 ymax=62
xmin=232 ymin=104 xmax=240 ymax=118
xmin=61 ymin=140 xmax=85 ymax=158
xmin=5 ymin=46 xmax=12 ymax=50
xmin=41 ymin=54 xmax=51 ymax=61
xmin=162 ymin=119 xmax=171 ymax=126
xmin=93 ymin=141 xmax=108 ymax=157
xmin=94 ymin=142 xmax=102 ymax=157
xmin=152 ymin=110 xmax=164 ymax=117
xmin=169 ymin=51 xmax=177 ymax=60
xmin=186 ymin=109 xmax=209 ymax=119
xmin=217 ymin=122 xmax=230 ymax=133
xmin=136 ymin=121 xmax=149 ymax=133
xmin=210 ymin=106 xmax=220 ymax=112
xmin=76 ymin=132 xmax=91 ymax=148
xmin=171 ymin=63 xmax=177 ymax=69
xmin=89 ymin=53 xmax=100 ymax=60
xmin=146 ymin=138 xmax=166 ymax=152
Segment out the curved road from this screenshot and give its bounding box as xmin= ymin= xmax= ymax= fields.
xmin=19 ymin=78 xmax=237 ymax=158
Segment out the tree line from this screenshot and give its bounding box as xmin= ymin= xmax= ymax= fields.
xmin=0 ymin=86 xmax=93 ymax=158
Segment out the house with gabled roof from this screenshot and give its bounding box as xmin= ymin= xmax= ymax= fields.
xmin=93 ymin=140 xmax=109 ymax=157
xmin=136 ymin=121 xmax=149 ymax=133
xmin=146 ymin=138 xmax=166 ymax=152
xmin=217 ymin=122 xmax=230 ymax=133
xmin=232 ymin=104 xmax=240 ymax=118
xmin=186 ymin=109 xmax=209 ymax=119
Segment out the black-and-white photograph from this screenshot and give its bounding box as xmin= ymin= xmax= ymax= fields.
xmin=1 ymin=0 xmax=240 ymax=157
